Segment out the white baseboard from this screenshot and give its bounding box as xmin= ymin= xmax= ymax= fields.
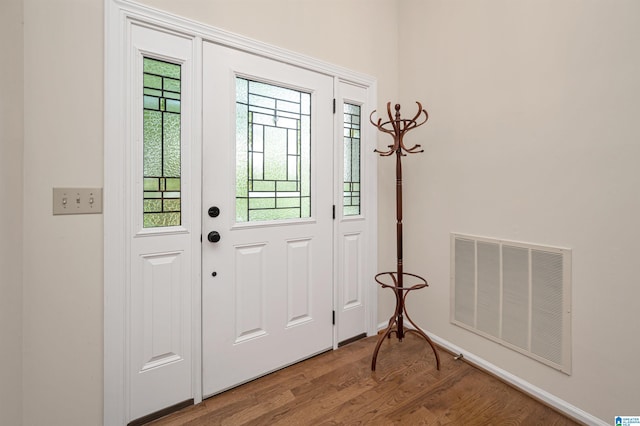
xmin=376 ymin=322 xmax=606 ymax=426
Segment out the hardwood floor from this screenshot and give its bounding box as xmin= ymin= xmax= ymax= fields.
xmin=148 ymin=335 xmax=580 ymax=425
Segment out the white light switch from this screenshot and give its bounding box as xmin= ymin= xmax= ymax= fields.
xmin=53 ymin=188 xmax=103 ymax=215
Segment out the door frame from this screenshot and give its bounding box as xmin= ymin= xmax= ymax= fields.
xmin=104 ymin=1 xmax=378 ymax=424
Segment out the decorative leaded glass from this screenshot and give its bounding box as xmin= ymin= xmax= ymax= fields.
xmin=343 ymin=103 xmax=361 ymax=216
xmin=236 ymin=78 xmax=311 ymax=222
xmin=143 ymin=57 xmax=181 ymax=228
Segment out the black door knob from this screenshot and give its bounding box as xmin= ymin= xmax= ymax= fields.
xmin=208 ymin=206 xmax=220 ymax=217
xmin=207 ymin=231 xmax=221 ymax=243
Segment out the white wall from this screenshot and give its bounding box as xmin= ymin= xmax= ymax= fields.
xmin=21 ymin=0 xmax=398 ymax=424
xmin=0 ymin=0 xmax=24 ymax=424
xmin=398 ymin=0 xmax=640 ymax=422
xmin=22 ymin=0 xmax=104 ymax=424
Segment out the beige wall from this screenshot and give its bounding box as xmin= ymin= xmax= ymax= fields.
xmin=16 ymin=0 xmax=639 ymax=424
xmin=398 ymin=0 xmax=640 ymax=422
xmin=22 ymin=0 xmax=104 ymax=424
xmin=0 ymin=0 xmax=24 ymax=424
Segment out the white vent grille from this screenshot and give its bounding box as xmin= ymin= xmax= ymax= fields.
xmin=451 ymin=233 xmax=572 ymax=374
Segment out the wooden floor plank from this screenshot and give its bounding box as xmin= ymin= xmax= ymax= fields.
xmin=148 ymin=335 xmax=580 ymax=426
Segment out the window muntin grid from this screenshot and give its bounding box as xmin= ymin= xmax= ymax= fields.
xmin=343 ymin=103 xmax=361 ymax=216
xmin=236 ymin=77 xmax=311 ymax=222
xmin=142 ymin=57 xmax=181 ymax=228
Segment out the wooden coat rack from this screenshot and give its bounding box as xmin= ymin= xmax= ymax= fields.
xmin=370 ymin=102 xmax=440 ymax=371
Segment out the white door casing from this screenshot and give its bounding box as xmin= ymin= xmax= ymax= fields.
xmin=105 ymin=1 xmax=377 ymax=424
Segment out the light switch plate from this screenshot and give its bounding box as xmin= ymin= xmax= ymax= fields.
xmin=53 ymin=188 xmax=103 ymax=215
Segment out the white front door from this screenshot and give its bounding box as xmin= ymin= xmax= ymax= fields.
xmin=202 ymin=41 xmax=335 ymax=396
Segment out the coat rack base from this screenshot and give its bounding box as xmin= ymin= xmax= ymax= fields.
xmin=371 ymin=271 xmax=441 ymax=371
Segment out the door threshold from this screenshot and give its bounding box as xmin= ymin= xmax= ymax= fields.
xmin=338 ymin=332 xmax=367 ymax=348
xmin=128 ymin=399 xmax=194 ymax=426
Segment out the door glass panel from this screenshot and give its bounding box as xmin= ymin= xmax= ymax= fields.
xmin=143 ymin=57 xmax=181 ymax=228
xmin=236 ymin=77 xmax=311 ymax=222
xmin=343 ymin=103 xmax=361 ymax=216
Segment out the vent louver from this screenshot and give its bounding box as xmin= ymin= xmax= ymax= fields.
xmin=451 ymin=233 xmax=572 ymax=374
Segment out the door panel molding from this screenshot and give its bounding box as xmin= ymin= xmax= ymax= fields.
xmin=233 ymin=243 xmax=267 ymax=342
xmin=286 ymin=238 xmax=313 ymax=326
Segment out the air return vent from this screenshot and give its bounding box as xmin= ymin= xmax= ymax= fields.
xmin=451 ymin=233 xmax=572 ymax=374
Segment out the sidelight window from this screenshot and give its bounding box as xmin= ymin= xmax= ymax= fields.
xmin=343 ymin=103 xmax=361 ymax=216
xmin=142 ymin=57 xmax=182 ymax=228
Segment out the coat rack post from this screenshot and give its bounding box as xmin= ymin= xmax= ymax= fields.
xmin=370 ymin=102 xmax=440 ymax=371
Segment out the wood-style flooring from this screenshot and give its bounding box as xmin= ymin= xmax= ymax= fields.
xmin=148 ymin=334 xmax=580 ymax=425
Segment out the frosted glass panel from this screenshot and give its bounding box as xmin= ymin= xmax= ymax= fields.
xmin=343 ymin=103 xmax=361 ymax=216
xmin=143 ymin=57 xmax=181 ymax=228
xmin=236 ymin=77 xmax=310 ymax=222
